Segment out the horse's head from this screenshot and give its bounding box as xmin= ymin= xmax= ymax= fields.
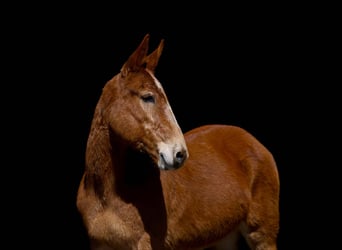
xmin=99 ymin=34 xmax=188 ymax=170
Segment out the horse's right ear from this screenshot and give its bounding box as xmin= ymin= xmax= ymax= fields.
xmin=120 ymin=34 xmax=150 ymax=77
xmin=144 ymin=38 xmax=164 ymax=73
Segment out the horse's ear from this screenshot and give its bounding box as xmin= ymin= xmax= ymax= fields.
xmin=144 ymin=39 xmax=164 ymax=73
xmin=121 ymin=34 xmax=150 ymax=77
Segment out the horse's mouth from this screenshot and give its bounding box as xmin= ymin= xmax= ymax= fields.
xmin=134 ymin=141 xmax=185 ymax=170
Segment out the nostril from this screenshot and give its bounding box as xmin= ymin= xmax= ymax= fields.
xmin=176 ymin=151 xmax=183 ymax=160
xmin=175 ymin=150 xmax=187 ymax=164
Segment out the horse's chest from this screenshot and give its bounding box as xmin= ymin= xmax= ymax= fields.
xmin=97 ymin=198 xmax=171 ymax=249
xmin=110 ymin=199 xmax=146 ymax=232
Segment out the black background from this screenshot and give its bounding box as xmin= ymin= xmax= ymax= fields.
xmin=3 ymin=4 xmax=338 ymax=250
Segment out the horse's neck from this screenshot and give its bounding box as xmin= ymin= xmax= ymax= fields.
xmin=84 ymin=109 xmax=160 ymax=199
xmin=84 ymin=109 xmax=124 ymax=197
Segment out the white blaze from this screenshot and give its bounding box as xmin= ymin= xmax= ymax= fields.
xmin=146 ymin=70 xmax=188 ymax=170
xmin=146 ymin=70 xmax=180 ymax=126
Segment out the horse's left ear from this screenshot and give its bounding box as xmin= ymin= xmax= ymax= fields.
xmin=144 ymin=39 xmax=164 ymax=73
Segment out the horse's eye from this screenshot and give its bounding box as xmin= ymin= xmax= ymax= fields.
xmin=141 ymin=94 xmax=155 ymax=103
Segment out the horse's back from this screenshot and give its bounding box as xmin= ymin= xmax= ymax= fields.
xmin=185 ymin=124 xmax=271 ymax=156
xmin=184 ymin=124 xmax=278 ymax=179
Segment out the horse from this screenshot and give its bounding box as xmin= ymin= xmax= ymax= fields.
xmin=76 ymin=34 xmax=280 ymax=250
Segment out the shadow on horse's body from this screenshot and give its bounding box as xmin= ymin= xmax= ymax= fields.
xmin=77 ymin=34 xmax=280 ymax=250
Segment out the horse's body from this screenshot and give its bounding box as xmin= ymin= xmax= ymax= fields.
xmin=77 ymin=34 xmax=280 ymax=250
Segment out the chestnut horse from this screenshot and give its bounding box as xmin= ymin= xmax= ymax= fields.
xmin=77 ymin=34 xmax=280 ymax=250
